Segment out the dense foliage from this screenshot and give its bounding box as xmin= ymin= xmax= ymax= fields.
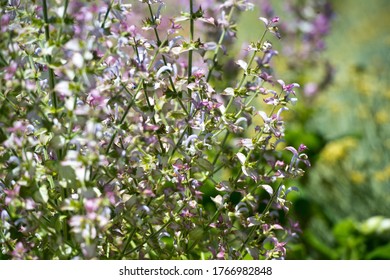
xmin=0 ymin=0 xmax=313 ymax=259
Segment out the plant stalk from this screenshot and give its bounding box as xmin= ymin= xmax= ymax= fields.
xmin=42 ymin=0 xmax=58 ymax=114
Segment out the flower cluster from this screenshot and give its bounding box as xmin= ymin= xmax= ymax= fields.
xmin=0 ymin=0 xmax=309 ymax=259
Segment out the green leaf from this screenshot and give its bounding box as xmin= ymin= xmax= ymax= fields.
xmin=58 ymin=166 xmax=77 ymax=188
xmin=175 ymin=12 xmax=190 ymax=22
xmin=34 ymin=184 xmax=49 ymax=204
xmin=167 ymin=111 xmax=187 ymax=119
xmin=366 ymin=243 xmax=390 ymax=260
xmin=189 ymin=227 xmax=204 ymax=241
xmin=196 ymin=158 xmax=214 ymax=173
xmin=0 ymin=127 xmax=7 ymax=143
xmin=160 ymin=236 xmax=174 ymax=249
xmin=333 ymin=219 xmax=357 ymax=243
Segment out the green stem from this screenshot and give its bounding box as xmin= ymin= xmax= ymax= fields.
xmin=132 ymin=38 xmax=165 ymax=154
xmin=141 ymin=81 xmax=165 ymax=153
xmin=206 ymin=6 xmax=235 ymax=82
xmin=42 ymin=0 xmax=58 ymax=114
xmin=186 ymin=208 xmax=221 ymax=254
xmin=42 ymin=0 xmax=50 ymax=42
xmin=226 ymin=49 xmax=259 ymax=111
xmin=210 ymin=29 xmax=268 ymax=167
xmin=237 ymin=181 xmax=283 ymax=259
xmin=147 ymin=2 xmax=188 ymax=115
xmin=118 ymin=226 xmax=137 ymax=259
xmin=120 ymin=204 xmax=186 ymax=259
xmin=101 ymin=0 xmax=114 ymax=29
xmin=188 ymin=0 xmax=194 ymax=100
xmin=31 ymin=212 xmax=57 ymax=235
xmin=105 ymin=39 xmax=165 ymax=154
xmin=218 ymin=28 xmax=268 ymax=125
xmin=168 ymin=125 xmax=188 ymax=161
xmin=233 ymin=88 xmax=261 ymax=119
xmin=0 ymin=52 xmax=8 ymax=67
xmin=187 ymin=0 xmax=194 ymax=136
xmin=56 ymin=0 xmax=69 ymax=42
xmin=0 ymin=230 xmax=13 ymax=252
xmin=211 ymin=130 xmax=229 ymax=167
xmin=148 ymin=3 xmax=161 ymax=45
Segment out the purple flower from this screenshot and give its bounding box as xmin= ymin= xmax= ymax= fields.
xmin=12 ymin=242 xmax=27 ymax=260
xmin=259 ymin=16 xmax=279 ymax=27
xmin=4 ymin=61 xmax=18 ymax=80
xmin=304 ymin=82 xmax=319 ymax=97
xmin=259 ymin=16 xmax=281 ymax=38
xmin=271 ymin=17 xmax=279 ymax=24
xmin=87 ymin=89 xmax=107 ymax=107
xmin=168 ymin=19 xmax=182 ymax=34
xmin=261 ymin=49 xmax=278 ymax=65
xmin=25 ymin=198 xmax=36 ymax=210
xmin=216 ymin=246 xmax=225 ymax=260
xmin=313 ymin=14 xmax=331 ymax=36
xmin=277 ymin=79 xmax=300 ymax=95
xmin=4 ymin=185 xmax=20 ymax=205
xmin=285 ymin=145 xmax=311 ymax=172
xmin=298 ymin=144 xmax=308 ymax=153
xmin=258 ymin=108 xmax=288 ymax=138
xmin=259 ymin=72 xmax=274 ymax=84
xmin=264 ymin=237 xmax=286 ymax=258
xmin=0 ymin=0 xmax=312 ymax=260
xmin=180 ymin=208 xmax=194 ymax=218
xmin=274 ymin=160 xmax=285 ymax=168
xmin=1 ymin=14 xmax=10 ymax=32
xmin=85 ymin=198 xmax=100 ymax=214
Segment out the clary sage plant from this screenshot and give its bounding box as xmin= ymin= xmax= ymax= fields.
xmin=0 ymin=0 xmax=310 ymax=259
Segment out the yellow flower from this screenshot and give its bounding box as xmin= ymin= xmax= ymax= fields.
xmin=375 ymin=110 xmax=388 ymax=124
xmin=383 ymin=89 xmax=390 ymax=100
xmin=374 ymin=165 xmax=390 ymax=183
xmin=320 ymin=137 xmax=357 ymax=164
xmin=349 ymin=171 xmax=365 ymax=185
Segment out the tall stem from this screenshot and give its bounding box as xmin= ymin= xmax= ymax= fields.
xmin=237 ymin=182 xmax=283 ymax=259
xmin=0 ymin=52 xmax=8 ymax=67
xmin=42 ymin=0 xmax=58 ymax=114
xmin=187 ymin=0 xmax=195 ymax=137
xmin=188 ymin=0 xmax=194 ymax=110
xmin=147 ymin=3 xmax=188 ymax=115
xmin=211 ymin=29 xmax=268 ymax=167
xmin=56 ymin=0 xmax=69 ymax=42
xmin=105 ymin=39 xmax=165 ymax=155
xmin=101 ymin=0 xmax=114 ymax=28
xmin=131 ymin=37 xmax=165 ymax=153
xmin=206 ymin=7 xmax=235 ymax=82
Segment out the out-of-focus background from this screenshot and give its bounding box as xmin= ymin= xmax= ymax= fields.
xmin=235 ymin=0 xmax=390 ymax=259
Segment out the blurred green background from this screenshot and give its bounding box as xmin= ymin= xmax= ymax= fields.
xmin=236 ymin=0 xmax=390 ymax=259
